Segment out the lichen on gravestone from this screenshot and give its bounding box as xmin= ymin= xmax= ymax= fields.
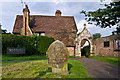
xmin=46 ymin=40 xmax=69 ymax=74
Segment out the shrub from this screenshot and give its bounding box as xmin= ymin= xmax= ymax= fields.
xmin=2 ymin=34 xmax=54 ymax=55
xmin=36 ymin=36 xmax=54 ymax=55
xmin=81 ymin=46 xmax=90 ymax=57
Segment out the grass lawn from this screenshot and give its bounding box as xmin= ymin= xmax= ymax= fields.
xmin=2 ymin=60 xmax=93 ymax=78
xmin=2 ymin=55 xmax=80 ymax=61
xmin=1 ymin=61 xmax=25 ymax=66
xmin=90 ymin=56 xmax=120 ymax=66
xmin=2 ymin=55 xmax=47 ymax=61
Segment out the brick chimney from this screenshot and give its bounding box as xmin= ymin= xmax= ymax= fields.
xmin=21 ymin=4 xmax=32 ymax=36
xmin=55 ymin=10 xmax=62 ymax=16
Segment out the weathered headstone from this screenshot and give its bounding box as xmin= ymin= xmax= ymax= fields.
xmin=46 ymin=40 xmax=69 ymax=74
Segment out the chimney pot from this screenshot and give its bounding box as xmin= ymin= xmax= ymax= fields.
xmin=55 ymin=10 xmax=62 ymax=16
xmin=23 ymin=4 xmax=30 ymax=13
xmin=25 ymin=5 xmax=28 ymax=9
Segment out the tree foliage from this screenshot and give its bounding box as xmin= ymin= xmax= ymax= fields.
xmin=80 ymin=1 xmax=120 ymax=34
xmin=112 ymin=25 xmax=120 ymax=35
xmin=2 ymin=29 xmax=7 ymax=34
xmin=93 ymin=33 xmax=101 ymax=39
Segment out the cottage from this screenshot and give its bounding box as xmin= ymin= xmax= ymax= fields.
xmin=13 ymin=5 xmax=78 ymax=56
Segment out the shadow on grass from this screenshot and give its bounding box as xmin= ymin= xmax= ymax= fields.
xmin=35 ymin=67 xmax=52 ymax=78
xmin=37 ymin=71 xmax=47 ymax=77
xmin=34 ymin=63 xmax=73 ymax=78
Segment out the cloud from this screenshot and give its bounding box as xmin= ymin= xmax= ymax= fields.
xmin=0 ymin=0 xmax=113 ymax=2
xmin=1 ymin=2 xmax=116 ymax=36
xmin=29 ymin=2 xmax=56 ymax=15
xmin=53 ymin=0 xmax=64 ymax=4
xmin=1 ymin=2 xmax=23 ymax=32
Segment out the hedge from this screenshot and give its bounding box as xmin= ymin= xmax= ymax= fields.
xmin=2 ymin=34 xmax=54 ymax=55
xmin=81 ymin=46 xmax=90 ymax=57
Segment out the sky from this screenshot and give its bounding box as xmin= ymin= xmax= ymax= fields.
xmin=0 ymin=0 xmax=117 ymax=37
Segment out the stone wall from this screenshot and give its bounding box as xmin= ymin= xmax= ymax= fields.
xmin=95 ymin=35 xmax=120 ymax=57
xmin=67 ymin=47 xmax=75 ymax=56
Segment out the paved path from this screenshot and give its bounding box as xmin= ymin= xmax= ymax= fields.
xmin=77 ymin=58 xmax=120 ymax=78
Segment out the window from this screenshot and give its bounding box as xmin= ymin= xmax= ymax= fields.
xmin=35 ymin=32 xmax=45 ymax=36
xmin=40 ymin=33 xmax=45 ymax=36
xmin=104 ymin=41 xmax=109 ymax=47
xmin=114 ymin=40 xmax=120 ymax=50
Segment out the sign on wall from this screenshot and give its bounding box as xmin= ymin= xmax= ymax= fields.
xmin=7 ymin=47 xmax=25 ymax=54
xmin=114 ymin=40 xmax=120 ymax=50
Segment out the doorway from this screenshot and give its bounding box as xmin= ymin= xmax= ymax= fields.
xmin=81 ymin=39 xmax=90 ymax=57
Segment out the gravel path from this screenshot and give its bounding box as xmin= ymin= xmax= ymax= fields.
xmin=78 ymin=58 xmax=120 ymax=78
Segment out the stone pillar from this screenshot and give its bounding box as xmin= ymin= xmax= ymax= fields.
xmin=78 ymin=45 xmax=81 ymax=57
xmin=75 ymin=44 xmax=81 ymax=57
xmin=75 ymin=43 xmax=78 ymax=57
xmin=90 ymin=44 xmax=96 ymax=56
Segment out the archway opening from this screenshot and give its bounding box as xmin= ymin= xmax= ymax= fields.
xmin=81 ymin=39 xmax=90 ymax=57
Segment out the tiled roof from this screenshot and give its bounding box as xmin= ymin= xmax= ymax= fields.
xmin=13 ymin=15 xmax=78 ymax=46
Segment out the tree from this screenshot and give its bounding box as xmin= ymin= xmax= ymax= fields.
xmin=93 ymin=33 xmax=101 ymax=39
xmin=0 ymin=23 xmax=11 ymax=34
xmin=112 ymin=26 xmax=120 ymax=35
xmin=80 ymin=1 xmax=120 ymax=34
xmin=2 ymin=29 xmax=7 ymax=34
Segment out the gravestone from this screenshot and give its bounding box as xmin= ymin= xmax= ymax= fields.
xmin=46 ymin=40 xmax=69 ymax=74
